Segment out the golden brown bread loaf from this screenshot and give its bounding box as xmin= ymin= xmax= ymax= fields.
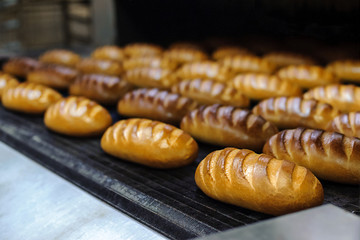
xmin=171 ymin=79 xmax=250 ymax=107
xmin=212 ymin=46 xmax=252 ymax=60
xmin=263 ymin=52 xmax=315 ymax=68
xmin=27 ymin=64 xmax=79 ymax=89
xmin=2 ymin=82 xmax=62 ymax=114
xmin=39 ymin=49 xmax=81 ymax=68
xmin=163 ymin=48 xmax=208 ymax=64
xmin=76 ymin=58 xmax=123 ymax=76
xmin=0 ymin=72 xmax=19 ymax=97
xmin=124 ymin=67 xmax=177 ymax=89
xmin=118 ymin=88 xmax=198 ymax=124
xmin=303 ymin=84 xmax=360 ymax=113
xmin=123 ymin=56 xmax=178 ymax=71
xmin=69 ymin=74 xmax=134 ymax=105
xmin=44 ymin=96 xmax=112 ymax=136
xmin=91 ymin=45 xmax=126 ymax=62
xmin=277 ymin=65 xmax=339 ymax=89
xmin=2 ymin=57 xmax=42 ymax=77
xmin=326 ymin=60 xmax=360 ymax=82
xmin=175 ymin=61 xmax=233 ymax=82
xmin=263 ymin=128 xmax=360 ymax=184
xmin=195 ymin=147 xmax=324 ymax=215
xmin=252 ymin=97 xmax=340 ymax=130
xmin=219 ymin=55 xmax=276 ymax=74
xmin=101 ymin=118 xmax=198 ymax=168
xmin=123 ymin=43 xmax=163 ymax=57
xmin=327 ymin=112 xmax=360 ymax=138
xmin=180 ymin=104 xmax=278 ymax=152
xmin=231 ymin=73 xmax=302 ymax=100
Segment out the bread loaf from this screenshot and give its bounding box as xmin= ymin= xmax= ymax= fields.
xmin=212 ymin=46 xmax=252 ymax=60
xmin=252 ymin=97 xmax=340 ymax=130
xmin=124 ymin=67 xmax=177 ymax=89
xmin=77 ymin=58 xmax=123 ymax=76
xmin=0 ymin=72 xmax=19 ymax=97
xmin=326 ymin=60 xmax=360 ymax=82
xmin=180 ymin=104 xmax=278 ymax=152
xmin=3 ymin=57 xmax=42 ymax=77
xmin=118 ymin=88 xmax=198 ymax=124
xmin=195 ymin=147 xmax=324 ymax=215
xmin=263 ymin=128 xmax=360 ymax=184
xmin=2 ymin=82 xmax=62 ymax=114
xmin=69 ymin=74 xmax=134 ymax=105
xmin=101 ymin=118 xmax=198 ymax=168
xmin=231 ymin=73 xmax=302 ymax=100
xmin=219 ymin=55 xmax=276 ymax=74
xmin=124 ymin=43 xmax=163 ymax=57
xmin=163 ymin=48 xmax=208 ymax=64
xmin=91 ymin=45 xmax=126 ymax=62
xmin=39 ymin=49 xmax=81 ymax=68
xmin=171 ymin=79 xmax=250 ymax=107
xmin=263 ymin=52 xmax=315 ymax=68
xmin=327 ymin=112 xmax=360 ymax=138
xmin=277 ymin=65 xmax=339 ymax=89
xmin=303 ymin=84 xmax=360 ymax=113
xmin=44 ymin=96 xmax=112 ymax=136
xmin=123 ymin=56 xmax=178 ymax=70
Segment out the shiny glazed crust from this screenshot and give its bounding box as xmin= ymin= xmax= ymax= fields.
xmin=44 ymin=96 xmax=112 ymax=136
xmin=231 ymin=73 xmax=302 ymax=100
xmin=2 ymin=57 xmax=42 ymax=77
xmin=70 ymin=74 xmax=134 ymax=104
xmin=327 ymin=112 xmax=360 ymax=138
xmin=263 ymin=52 xmax=315 ymax=68
xmin=171 ymin=79 xmax=250 ymax=107
xmin=77 ymin=58 xmax=123 ymax=76
xmin=123 ymin=56 xmax=178 ymax=70
xmin=180 ymin=104 xmax=278 ymax=152
xmin=303 ymin=84 xmax=360 ymax=113
xmin=101 ymin=118 xmax=198 ymax=168
xmin=39 ymin=49 xmax=81 ymax=67
xmin=124 ymin=67 xmax=177 ymax=89
xmin=263 ymin=128 xmax=360 ymax=184
xmin=212 ymin=46 xmax=252 ymax=60
xmin=277 ymin=65 xmax=339 ymax=89
xmin=163 ymin=48 xmax=208 ymax=64
xmin=219 ymin=55 xmax=276 ymax=74
xmin=2 ymin=82 xmax=62 ymax=113
xmin=0 ymin=72 xmax=19 ymax=97
xmin=326 ymin=60 xmax=360 ymax=81
xmin=118 ymin=88 xmax=198 ymax=124
xmin=195 ymin=148 xmax=324 ymax=215
xmin=252 ymin=97 xmax=340 ymax=130
xmin=91 ymin=45 xmax=126 ymax=62
xmin=124 ymin=43 xmax=163 ymax=57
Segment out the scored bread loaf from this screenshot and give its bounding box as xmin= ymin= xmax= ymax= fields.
xmin=212 ymin=46 xmax=252 ymax=60
xmin=163 ymin=48 xmax=208 ymax=64
xmin=124 ymin=43 xmax=163 ymax=57
xmin=69 ymin=74 xmax=134 ymax=105
xmin=2 ymin=57 xmax=42 ymax=77
xmin=180 ymin=104 xmax=278 ymax=152
xmin=123 ymin=56 xmax=178 ymax=70
xmin=219 ymin=55 xmax=276 ymax=74
xmin=195 ymin=147 xmax=324 ymax=215
xmin=171 ymin=79 xmax=250 ymax=107
xmin=91 ymin=45 xmax=126 ymax=62
xmin=118 ymin=88 xmax=198 ymax=124
xmin=101 ymin=118 xmax=198 ymax=168
xmin=277 ymin=65 xmax=339 ymax=89
xmin=263 ymin=128 xmax=360 ymax=184
xmin=303 ymin=84 xmax=360 ymax=113
xmin=2 ymin=82 xmax=62 ymax=114
xmin=252 ymin=97 xmax=340 ymax=130
xmin=44 ymin=96 xmax=112 ymax=136
xmin=231 ymin=73 xmax=302 ymax=100
xmin=124 ymin=67 xmax=178 ymax=89
xmin=327 ymin=112 xmax=360 ymax=138
xmin=326 ymin=60 xmax=360 ymax=82
xmin=39 ymin=49 xmax=81 ymax=68
xmin=263 ymin=52 xmax=315 ymax=68
xmin=0 ymin=72 xmax=19 ymax=97
xmin=76 ymin=58 xmax=123 ymax=76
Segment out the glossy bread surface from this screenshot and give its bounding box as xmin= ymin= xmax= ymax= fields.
xmin=163 ymin=48 xmax=208 ymax=64
xmin=326 ymin=60 xmax=360 ymax=81
xmin=263 ymin=52 xmax=315 ymax=68
xmin=219 ymin=55 xmax=276 ymax=74
xmin=0 ymin=72 xmax=19 ymax=97
xmin=327 ymin=112 xmax=360 ymax=138
xmin=124 ymin=67 xmax=177 ymax=89
xmin=123 ymin=56 xmax=178 ymax=70
xmin=91 ymin=45 xmax=126 ymax=62
xmin=39 ymin=49 xmax=81 ymax=67
xmin=124 ymin=43 xmax=163 ymax=57
xmin=3 ymin=57 xmax=42 ymax=77
xmin=77 ymin=58 xmax=123 ymax=76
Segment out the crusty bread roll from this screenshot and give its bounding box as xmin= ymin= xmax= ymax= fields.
xmin=124 ymin=43 xmax=163 ymax=57
xmin=195 ymin=147 xmax=324 ymax=215
xmin=219 ymin=55 xmax=276 ymax=74
xmin=277 ymin=65 xmax=339 ymax=89
xmin=175 ymin=61 xmax=233 ymax=82
xmin=118 ymin=88 xmax=198 ymax=124
xmin=326 ymin=60 xmax=360 ymax=82
xmin=171 ymin=79 xmax=250 ymax=107
xmin=39 ymin=49 xmax=81 ymax=68
xmin=69 ymin=74 xmax=134 ymax=105
xmin=2 ymin=57 xmax=42 ymax=77
xmin=303 ymin=84 xmax=360 ymax=113
xmin=44 ymin=96 xmax=112 ymax=136
xmin=263 ymin=52 xmax=315 ymax=68
xmin=252 ymin=97 xmax=340 ymax=130
xmin=327 ymin=112 xmax=360 ymax=138
xmin=231 ymin=73 xmax=302 ymax=100
xmin=91 ymin=45 xmax=126 ymax=62
xmin=0 ymin=72 xmax=19 ymax=97
xmin=163 ymin=48 xmax=208 ymax=64
xmin=2 ymin=82 xmax=62 ymax=114
xmin=263 ymin=128 xmax=360 ymax=184
xmin=101 ymin=118 xmax=198 ymax=168
xmin=123 ymin=56 xmax=178 ymax=70
xmin=77 ymin=58 xmax=123 ymax=76
xmin=124 ymin=67 xmax=177 ymax=89
xmin=212 ymin=46 xmax=252 ymax=60
xmin=181 ymin=104 xmax=278 ymax=152
xmin=27 ymin=64 xmax=78 ymax=89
